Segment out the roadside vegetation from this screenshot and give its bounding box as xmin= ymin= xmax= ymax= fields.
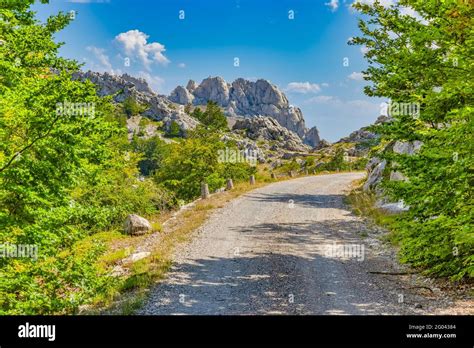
xmin=0 ymin=1 xmax=255 ymax=314
xmin=351 ymin=0 xmax=473 ymax=280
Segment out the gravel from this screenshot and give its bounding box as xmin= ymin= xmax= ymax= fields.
xmin=138 ymin=173 xmax=453 ymax=315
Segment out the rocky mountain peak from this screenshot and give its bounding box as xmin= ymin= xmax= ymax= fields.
xmin=169 ymin=85 xmax=194 ymax=105
xmin=168 ymin=76 xmax=320 ymax=147
xmin=75 ymin=71 xmax=199 ymax=135
xmin=76 ymin=71 xmax=321 ymax=149
xmin=192 ymin=76 xmax=231 ymax=106
xmin=232 ymin=116 xmax=311 ymax=153
xmin=186 ymin=79 xmax=197 ymax=92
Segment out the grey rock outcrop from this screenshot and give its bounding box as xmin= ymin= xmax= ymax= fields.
xmin=338 ymin=115 xmax=391 ymax=144
xmin=313 ymin=139 xmax=331 ymax=150
xmin=193 ymin=76 xmax=230 ymax=106
xmin=121 ymin=73 xmax=155 ymax=95
xmin=364 ymin=140 xmax=423 ymax=194
xmin=75 ymin=71 xmax=199 ymax=135
xmin=392 ymin=140 xmax=423 ymax=155
xmin=169 ymin=85 xmax=194 ymax=105
xmin=363 ymin=157 xmax=387 ymax=192
xmin=186 ymin=79 xmax=198 ymax=93
xmin=303 ymin=126 xmax=321 ymax=147
xmin=228 ymin=78 xmax=307 ymax=138
xmin=338 ymin=128 xmax=378 ymax=144
xmin=233 ymin=116 xmax=310 ymax=152
xmin=375 ymin=200 xmax=409 ymax=213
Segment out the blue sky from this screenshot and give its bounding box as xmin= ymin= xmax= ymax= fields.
xmin=34 ymin=0 xmax=387 ymax=141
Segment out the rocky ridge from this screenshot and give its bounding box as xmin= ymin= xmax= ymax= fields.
xmin=75 ymin=71 xmax=322 ymax=159
xmin=232 ymin=116 xmax=311 ymax=153
xmin=74 ymin=71 xmax=199 ymax=135
xmin=170 ymin=76 xmax=320 ymax=147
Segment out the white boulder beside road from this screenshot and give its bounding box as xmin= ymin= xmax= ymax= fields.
xmin=124 ymin=214 xmax=152 ymax=236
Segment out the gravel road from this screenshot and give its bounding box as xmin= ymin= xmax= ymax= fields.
xmin=139 ymin=173 xmax=428 ymax=315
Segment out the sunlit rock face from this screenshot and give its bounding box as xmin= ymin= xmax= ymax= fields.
xmin=170 ymin=76 xmax=320 ymax=147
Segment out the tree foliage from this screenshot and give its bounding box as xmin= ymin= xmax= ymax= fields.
xmin=0 ymin=0 xmax=173 ymax=313
xmin=191 ymin=101 xmax=228 ymax=131
xmin=352 ymin=0 xmax=473 ymax=279
xmin=154 ymin=130 xmax=255 ymax=201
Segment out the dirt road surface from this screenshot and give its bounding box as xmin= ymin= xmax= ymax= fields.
xmin=139 ymin=173 xmax=450 ymax=315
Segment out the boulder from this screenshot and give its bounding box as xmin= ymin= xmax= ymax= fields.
xmin=392 ymin=140 xmax=423 ymax=155
xmin=363 ymin=157 xmax=386 ymax=192
xmin=124 ymin=214 xmax=152 ymax=236
xmin=122 ymin=251 xmax=151 ymax=264
xmin=375 ymin=200 xmax=409 ymax=213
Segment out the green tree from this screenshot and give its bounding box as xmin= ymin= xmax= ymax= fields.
xmin=166 ymin=120 xmax=181 ymax=137
xmin=155 ymin=129 xmax=254 ymax=201
xmin=122 ymin=96 xmax=144 ymax=117
xmin=192 ymin=101 xmax=228 ymax=131
xmin=131 ymin=135 xmax=170 ymax=176
xmin=352 ymin=0 xmax=473 ymax=279
xmin=154 ymin=133 xmax=225 ymax=200
xmin=0 ymin=0 xmax=172 ymax=314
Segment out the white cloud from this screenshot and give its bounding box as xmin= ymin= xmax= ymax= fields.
xmin=286 ymin=82 xmax=321 ymax=94
xmin=399 ymin=6 xmax=428 ymax=24
xmin=86 ymin=46 xmax=112 ymax=71
xmin=348 ymin=72 xmax=366 ymax=81
xmin=136 ymin=71 xmax=165 ymax=93
xmin=325 ymin=0 xmax=339 ymax=12
xmin=177 ymin=63 xmax=186 ymax=68
xmin=360 ymin=46 xmax=370 ymax=54
xmin=115 ymin=30 xmax=170 ymax=70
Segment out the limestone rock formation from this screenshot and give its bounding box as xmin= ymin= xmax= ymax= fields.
xmin=192 ymin=76 xmax=230 ymax=106
xmin=363 ymin=157 xmax=387 ymax=192
xmin=338 ymin=115 xmax=391 ymax=144
xmin=169 ymin=76 xmax=320 ymax=147
xmin=169 ymin=85 xmax=194 ymax=105
xmin=363 ymin=140 xmax=423 ymax=196
xmin=75 ymin=71 xmax=199 ymax=135
xmin=186 ymin=79 xmax=198 ymax=93
xmin=303 ymin=126 xmax=321 ymax=148
xmin=232 ymin=116 xmax=311 ymax=153
xmin=392 ymin=140 xmax=423 ymax=155
xmin=313 ymin=139 xmax=331 ymax=150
